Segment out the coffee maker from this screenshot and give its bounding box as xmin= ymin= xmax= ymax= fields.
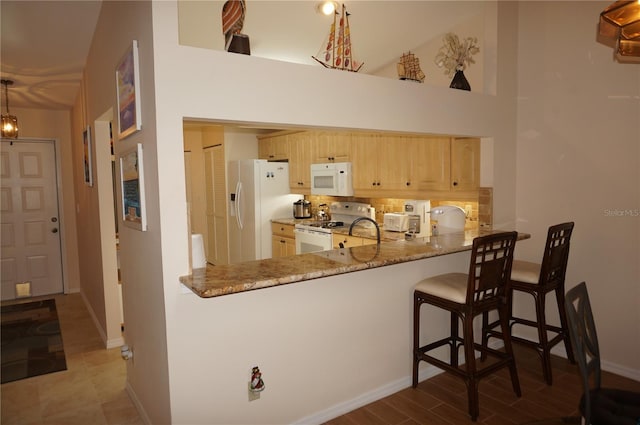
xmin=403 ymin=200 xmax=431 ymax=237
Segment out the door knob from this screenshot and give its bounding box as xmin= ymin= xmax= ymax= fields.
xmin=51 ymin=228 xmax=59 ymax=233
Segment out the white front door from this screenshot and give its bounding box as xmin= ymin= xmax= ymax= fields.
xmin=1 ymin=140 xmax=64 ymax=300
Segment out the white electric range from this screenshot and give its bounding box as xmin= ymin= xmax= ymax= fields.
xmin=293 ymin=202 xmax=375 ymax=254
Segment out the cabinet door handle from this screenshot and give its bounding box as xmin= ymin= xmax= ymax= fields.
xmin=453 ymin=181 xmax=458 ymax=187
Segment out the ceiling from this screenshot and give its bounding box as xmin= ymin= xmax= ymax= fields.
xmin=1 ymin=0 xmax=102 ymax=110
xmin=1 ymin=1 xmax=485 ymax=111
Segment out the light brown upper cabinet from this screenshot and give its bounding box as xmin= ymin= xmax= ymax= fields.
xmin=406 ymin=136 xmax=451 ymax=191
xmin=258 ymin=133 xmax=289 ymax=161
xmin=352 ymin=133 xmax=413 ymax=195
xmin=258 ymin=131 xmax=480 ymax=198
xmin=450 ymin=137 xmax=480 ymax=192
xmin=313 ymin=131 xmax=351 ymax=163
xmin=288 ymin=131 xmax=314 ymax=193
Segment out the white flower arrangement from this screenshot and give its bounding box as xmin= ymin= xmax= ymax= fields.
xmin=434 ymin=33 xmax=480 ymax=77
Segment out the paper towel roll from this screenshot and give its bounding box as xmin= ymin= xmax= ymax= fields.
xmin=191 ymin=234 xmax=207 ymax=269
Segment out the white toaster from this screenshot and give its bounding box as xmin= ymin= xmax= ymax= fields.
xmin=383 ymin=213 xmax=409 ymax=232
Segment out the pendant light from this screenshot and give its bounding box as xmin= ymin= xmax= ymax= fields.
xmin=1 ymin=79 xmax=19 ymax=139
xmin=598 ymin=1 xmax=640 ymax=63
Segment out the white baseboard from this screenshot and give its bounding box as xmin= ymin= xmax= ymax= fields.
xmin=80 ymin=291 xmax=108 ymax=347
xmin=106 ymin=336 xmax=125 ymax=349
xmin=293 ymin=338 xmax=506 ymax=425
xmin=125 ymin=380 xmax=152 ymax=425
xmin=291 ymin=366 xmax=444 ymax=425
xmin=550 ymin=345 xmax=640 ymax=382
xmin=79 ymin=291 xmax=124 ymax=349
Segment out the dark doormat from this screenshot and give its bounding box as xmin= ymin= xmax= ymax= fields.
xmin=1 ymin=298 xmax=67 ymax=384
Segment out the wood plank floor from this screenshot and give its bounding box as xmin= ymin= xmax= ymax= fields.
xmin=323 ymin=344 xmax=640 ymax=425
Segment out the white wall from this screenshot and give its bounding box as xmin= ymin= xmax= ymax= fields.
xmin=172 ymin=253 xmax=470 ymax=424
xmin=514 ymin=2 xmax=640 ymax=374
xmin=80 ymin=1 xmax=171 ymax=423
xmin=152 ymin=1 xmax=519 ymax=423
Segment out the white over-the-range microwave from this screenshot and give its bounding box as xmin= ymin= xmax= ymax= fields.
xmin=310 ymin=162 xmax=354 ymax=196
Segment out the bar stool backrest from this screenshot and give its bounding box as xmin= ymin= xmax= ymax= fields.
xmin=565 ymin=281 xmax=600 ymax=424
xmin=539 ymin=222 xmax=574 ymax=287
xmin=468 ymin=231 xmax=518 ymax=306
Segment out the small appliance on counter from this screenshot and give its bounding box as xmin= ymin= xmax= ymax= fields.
xmin=293 ymin=199 xmax=312 ymax=219
xmin=429 ymin=205 xmax=466 ymax=235
xmin=316 ymin=203 xmax=330 ymax=221
xmin=403 ymin=200 xmax=431 ymax=237
xmin=383 ymin=213 xmax=410 ymax=232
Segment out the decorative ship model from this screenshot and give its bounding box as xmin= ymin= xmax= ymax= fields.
xmin=312 ymin=4 xmax=363 ymax=72
xmin=397 ymin=52 xmax=425 ymax=83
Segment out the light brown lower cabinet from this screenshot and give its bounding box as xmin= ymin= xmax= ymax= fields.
xmin=271 ymin=236 xmax=296 ymax=257
xmin=271 ymin=223 xmax=296 ymax=258
xmin=332 ymin=234 xmax=377 ymax=249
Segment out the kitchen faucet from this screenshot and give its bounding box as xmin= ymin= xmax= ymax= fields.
xmin=348 ymin=217 xmax=381 ymax=244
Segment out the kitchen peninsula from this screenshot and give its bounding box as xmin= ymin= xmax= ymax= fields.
xmin=180 ymin=227 xmax=529 ymax=298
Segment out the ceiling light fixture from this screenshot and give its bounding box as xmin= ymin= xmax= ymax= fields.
xmin=316 ymin=1 xmax=338 ymax=16
xmin=1 ymin=79 xmax=19 ymax=139
xmin=598 ymin=0 xmax=640 ymax=63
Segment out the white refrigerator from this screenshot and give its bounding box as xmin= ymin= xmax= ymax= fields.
xmin=228 ymin=159 xmax=299 ymax=264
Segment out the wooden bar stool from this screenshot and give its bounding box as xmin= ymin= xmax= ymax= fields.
xmin=412 ymin=231 xmax=521 ymax=422
xmin=482 ymin=222 xmax=575 ymax=385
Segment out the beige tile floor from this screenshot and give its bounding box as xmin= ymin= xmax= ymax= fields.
xmin=1 ymin=293 xmax=143 ymax=425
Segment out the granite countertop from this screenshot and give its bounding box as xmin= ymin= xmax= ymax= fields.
xmin=179 ymin=228 xmax=530 ymax=298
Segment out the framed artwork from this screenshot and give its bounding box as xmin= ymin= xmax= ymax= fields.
xmin=83 ymin=126 xmax=93 ymax=186
xmin=116 ymin=40 xmax=141 ymax=139
xmin=120 ymin=143 xmax=147 ymax=231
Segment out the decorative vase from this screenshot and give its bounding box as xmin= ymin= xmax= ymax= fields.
xmin=449 ymin=69 xmax=471 ymax=91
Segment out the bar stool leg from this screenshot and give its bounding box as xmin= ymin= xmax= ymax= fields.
xmin=534 ymin=292 xmax=553 ymax=385
xmin=500 ymin=303 xmax=521 ymax=397
xmin=451 ymin=312 xmax=459 ymax=367
xmin=480 ymin=311 xmax=490 ymax=361
xmin=462 ymin=314 xmax=479 ymax=421
xmin=555 ymin=286 xmax=575 ymax=364
xmin=412 ymin=296 xmax=420 ymax=388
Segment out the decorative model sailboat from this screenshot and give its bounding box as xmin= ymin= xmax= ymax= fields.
xmin=397 ymin=52 xmax=425 ymax=83
xmin=312 ymin=4 xmax=363 ymax=72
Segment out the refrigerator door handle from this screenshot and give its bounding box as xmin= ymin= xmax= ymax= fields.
xmin=235 ymin=181 xmax=244 ymax=230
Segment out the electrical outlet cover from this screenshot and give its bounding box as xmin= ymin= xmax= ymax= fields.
xmin=248 ymin=382 xmax=260 ymax=401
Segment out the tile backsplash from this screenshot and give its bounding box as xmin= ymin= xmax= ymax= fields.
xmin=306 ymin=189 xmax=493 ymax=230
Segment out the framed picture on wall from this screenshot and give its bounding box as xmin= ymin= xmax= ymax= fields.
xmin=119 ymin=143 xmax=147 ymax=231
xmin=115 ymin=40 xmax=142 ymax=140
xmin=83 ymin=126 xmax=93 ymax=186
